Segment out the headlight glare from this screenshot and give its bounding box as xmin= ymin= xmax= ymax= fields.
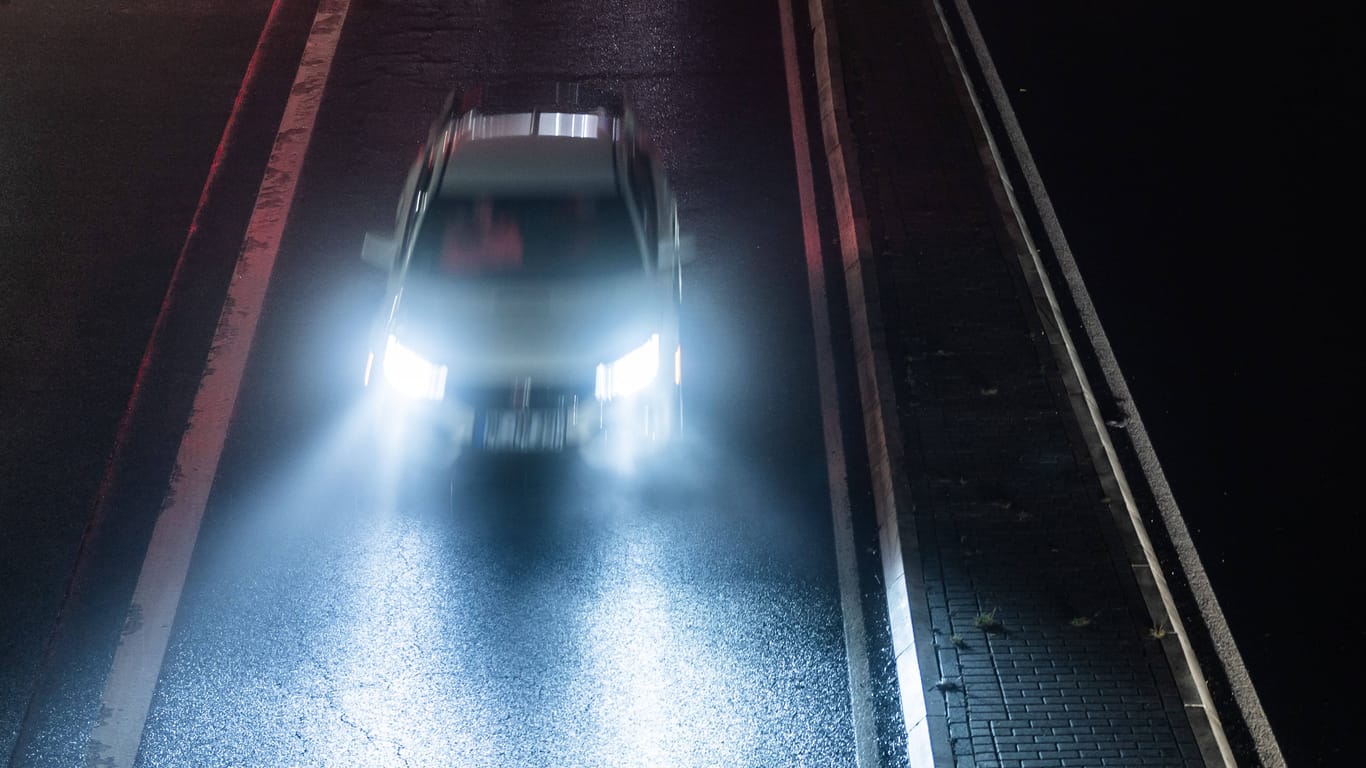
xmin=382 ymin=334 xmax=447 ymax=400
xmin=595 ymin=334 xmax=659 ymax=401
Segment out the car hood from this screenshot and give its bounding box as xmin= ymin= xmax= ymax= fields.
xmin=391 ymin=272 xmax=659 ymax=383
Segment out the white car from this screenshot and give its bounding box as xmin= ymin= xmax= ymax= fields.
xmin=362 ymin=85 xmax=688 ymax=465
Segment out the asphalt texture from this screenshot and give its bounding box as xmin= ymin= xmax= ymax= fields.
xmin=5 ymin=0 xmax=1314 ymax=764
xmin=2 ymin=0 xmax=871 ymax=764
xmin=70 ymin=0 xmax=858 ymax=765
xmin=0 ymin=0 xmax=275 ymax=757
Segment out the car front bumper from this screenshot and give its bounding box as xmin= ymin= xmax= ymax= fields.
xmin=370 ymin=383 xmax=672 ymax=464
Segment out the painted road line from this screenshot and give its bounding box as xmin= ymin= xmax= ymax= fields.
xmin=776 ymin=0 xmax=880 ymax=764
xmin=78 ymin=0 xmax=289 ymax=501
xmin=85 ymin=0 xmax=353 ymax=764
xmin=801 ymin=0 xmax=947 ymax=764
xmin=7 ymin=1 xmax=294 ymax=763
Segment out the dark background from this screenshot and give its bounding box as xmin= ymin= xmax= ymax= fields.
xmin=966 ymin=2 xmax=1358 ymax=764
xmin=0 ymin=0 xmax=1353 ymax=763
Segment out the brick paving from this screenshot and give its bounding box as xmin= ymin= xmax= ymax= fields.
xmin=827 ymin=0 xmax=1205 ymax=764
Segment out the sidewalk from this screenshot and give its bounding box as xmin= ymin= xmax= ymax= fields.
xmin=814 ymin=0 xmax=1227 ymax=765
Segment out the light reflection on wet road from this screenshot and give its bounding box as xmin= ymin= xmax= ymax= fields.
xmin=128 ymin=0 xmax=859 ymax=764
xmin=139 ymin=444 xmax=854 ymax=765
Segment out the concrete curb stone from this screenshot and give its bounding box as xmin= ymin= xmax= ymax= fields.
xmin=804 ymin=0 xmax=1254 ymax=764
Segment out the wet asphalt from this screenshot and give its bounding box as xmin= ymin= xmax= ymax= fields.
xmin=0 ymin=0 xmax=278 ymax=758
xmin=4 ymin=0 xmax=865 ymax=764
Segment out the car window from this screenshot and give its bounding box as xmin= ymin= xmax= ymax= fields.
xmin=411 ymin=195 xmax=641 ymax=279
xmin=628 ymin=149 xmax=657 ymax=259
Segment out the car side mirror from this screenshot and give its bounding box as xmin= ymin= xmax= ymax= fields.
xmin=677 ymin=234 xmax=696 ymax=265
xmin=361 ymin=232 xmax=396 ymax=270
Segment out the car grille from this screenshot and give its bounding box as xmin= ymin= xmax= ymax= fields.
xmin=448 ymin=380 xmax=595 ymax=410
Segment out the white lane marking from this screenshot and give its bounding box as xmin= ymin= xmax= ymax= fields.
xmin=86 ymin=0 xmax=353 ymax=764
xmin=799 ymin=0 xmax=945 ymax=763
xmin=775 ymin=1 xmax=881 ymax=764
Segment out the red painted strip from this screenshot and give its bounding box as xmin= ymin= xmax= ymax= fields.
xmin=776 ymin=0 xmax=880 ymax=763
xmin=74 ymin=0 xmax=289 ymax=588
xmin=11 ymin=2 xmax=295 ymax=760
xmin=89 ymin=0 xmax=354 ymax=762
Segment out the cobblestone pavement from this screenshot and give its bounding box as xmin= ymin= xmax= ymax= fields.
xmin=828 ymin=0 xmax=1206 ymax=765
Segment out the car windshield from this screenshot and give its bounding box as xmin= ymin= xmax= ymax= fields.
xmin=410 ymin=194 xmax=641 ymax=279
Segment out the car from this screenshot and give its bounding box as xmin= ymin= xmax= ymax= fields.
xmin=360 ymin=83 xmax=689 ymax=467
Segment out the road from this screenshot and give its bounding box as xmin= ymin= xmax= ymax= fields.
xmin=3 ymin=0 xmax=876 ymax=765
xmin=6 ymin=0 xmax=1330 ymax=764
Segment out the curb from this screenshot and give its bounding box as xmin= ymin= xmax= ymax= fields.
xmin=804 ymin=0 xmax=1283 ymax=764
xmin=925 ymin=0 xmax=1286 ymax=764
xmin=803 ymin=0 xmax=951 ymax=764
xmin=7 ymin=1 xmax=322 ymax=763
xmin=934 ymin=3 xmax=1285 ymax=766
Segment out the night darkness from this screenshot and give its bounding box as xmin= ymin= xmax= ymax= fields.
xmin=967 ymin=3 xmax=1359 ymax=764
xmin=0 ymin=1 xmax=1356 ymax=764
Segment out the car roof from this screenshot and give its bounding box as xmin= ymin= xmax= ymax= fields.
xmin=438 ymin=135 xmax=619 ymax=198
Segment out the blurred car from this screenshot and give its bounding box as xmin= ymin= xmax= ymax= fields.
xmin=361 ymin=84 xmax=689 ymax=465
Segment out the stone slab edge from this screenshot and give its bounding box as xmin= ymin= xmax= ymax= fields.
xmin=922 ymin=0 xmax=1286 ymax=765
xmin=934 ymin=2 xmax=1284 ymax=759
xmin=805 ymin=0 xmax=952 ymax=765
xmin=805 ymin=0 xmax=1286 ymax=763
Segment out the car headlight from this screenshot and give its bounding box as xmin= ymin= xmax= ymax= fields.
xmin=382 ymin=334 xmax=447 ymax=401
xmin=595 ymin=334 xmax=659 ymax=401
